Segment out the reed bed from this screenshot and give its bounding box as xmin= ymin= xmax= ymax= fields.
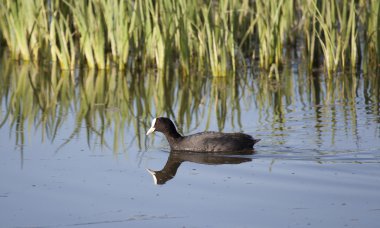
xmin=0 ymin=0 xmax=379 ymax=75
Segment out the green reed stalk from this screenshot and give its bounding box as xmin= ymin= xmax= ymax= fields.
xmin=65 ymin=0 xmax=94 ymax=68
xmin=49 ymin=11 xmax=76 ymax=70
xmin=377 ymin=1 xmax=380 ymax=67
xmin=102 ymin=0 xmax=137 ymax=70
xmin=255 ymin=0 xmax=285 ymax=70
xmin=313 ymin=0 xmax=358 ymax=75
xmin=364 ymin=0 xmax=380 ymax=71
xmin=137 ymin=0 xmax=167 ymax=70
xmin=313 ymin=0 xmax=338 ymax=74
xmin=0 ymin=0 xmax=48 ymax=61
xmin=89 ymin=1 xmax=107 ymax=69
xmin=280 ymin=0 xmax=295 ymax=43
xmin=201 ymin=1 xmax=233 ymax=77
xmin=300 ymin=0 xmax=317 ymax=70
xmin=0 ymin=0 xmax=378 ymax=73
xmin=337 ymin=0 xmax=357 ymax=69
xmin=66 ymin=0 xmax=106 ymax=69
xmin=171 ymin=0 xmax=195 ymax=74
xmin=348 ymin=0 xmax=358 ymax=68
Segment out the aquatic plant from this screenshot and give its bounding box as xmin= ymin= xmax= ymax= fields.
xmin=255 ymin=0 xmax=285 ymax=70
xmin=0 ymin=0 xmax=379 ymax=75
xmin=313 ymin=0 xmax=358 ymax=75
xmin=66 ymin=0 xmax=107 ymax=69
xmin=102 ymin=0 xmax=137 ymax=70
xmin=0 ymin=0 xmax=48 ymax=61
xmin=49 ymin=10 xmax=76 ymax=70
xmin=360 ymin=0 xmax=380 ymax=73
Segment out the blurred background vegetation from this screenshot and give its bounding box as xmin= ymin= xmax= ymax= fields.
xmin=0 ymin=0 xmax=379 ymax=76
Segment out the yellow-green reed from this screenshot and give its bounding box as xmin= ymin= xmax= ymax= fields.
xmin=200 ymin=1 xmax=231 ymax=76
xmin=360 ymin=0 xmax=380 ymax=73
xmin=102 ymin=0 xmax=137 ymax=70
xmin=49 ymin=11 xmax=76 ymax=70
xmin=0 ymin=0 xmax=379 ymax=75
xmin=300 ymin=0 xmax=321 ymax=70
xmin=66 ymin=0 xmax=107 ymax=69
xmin=377 ymin=1 xmax=380 ymax=69
xmin=255 ymin=0 xmax=291 ymax=70
xmin=0 ymin=0 xmax=48 ymax=61
xmin=135 ymin=0 xmax=167 ymax=71
xmin=313 ymin=0 xmax=358 ymax=75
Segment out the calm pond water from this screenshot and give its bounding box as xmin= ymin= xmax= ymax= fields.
xmin=1 ymin=54 xmax=380 ymax=228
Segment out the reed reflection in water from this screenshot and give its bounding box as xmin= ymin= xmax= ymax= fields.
xmin=0 ymin=53 xmax=379 ymax=159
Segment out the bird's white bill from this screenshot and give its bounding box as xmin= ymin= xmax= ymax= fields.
xmin=146 ymin=169 xmax=157 ymax=185
xmin=146 ymin=127 xmax=155 ymax=135
xmin=146 ymin=118 xmax=157 ymax=135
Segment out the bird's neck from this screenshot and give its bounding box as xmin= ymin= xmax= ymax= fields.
xmin=163 ymin=130 xmax=182 ymax=146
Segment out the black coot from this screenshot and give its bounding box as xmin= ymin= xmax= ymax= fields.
xmin=146 ymin=117 xmax=260 ymax=152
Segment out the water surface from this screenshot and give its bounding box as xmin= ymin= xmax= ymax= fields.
xmin=1 ymin=56 xmax=380 ymax=227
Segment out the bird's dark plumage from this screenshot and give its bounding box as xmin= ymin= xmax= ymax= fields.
xmin=146 ymin=117 xmax=260 ymax=152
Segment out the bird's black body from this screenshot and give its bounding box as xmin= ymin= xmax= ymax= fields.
xmin=146 ymin=117 xmax=260 ymax=152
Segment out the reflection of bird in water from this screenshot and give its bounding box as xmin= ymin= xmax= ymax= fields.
xmin=146 ymin=117 xmax=260 ymax=152
xmin=147 ymin=150 xmax=254 ymax=185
